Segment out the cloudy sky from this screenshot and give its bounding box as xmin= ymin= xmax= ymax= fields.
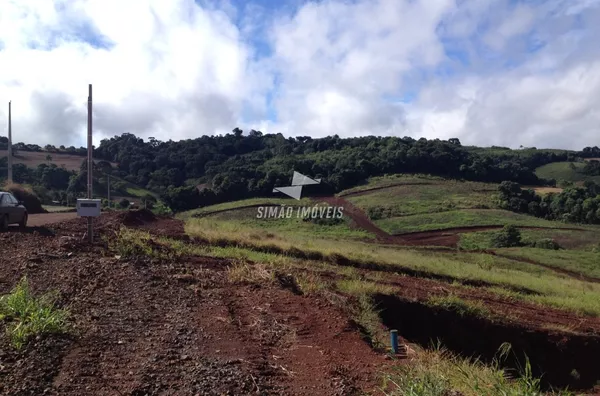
xmin=0 ymin=0 xmax=599 ymax=149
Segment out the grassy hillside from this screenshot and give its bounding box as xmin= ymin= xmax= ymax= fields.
xmin=535 ymin=161 xmax=600 ymax=184
xmin=181 ymin=198 xmax=600 ymax=317
xmin=169 ymin=171 xmax=600 ymax=393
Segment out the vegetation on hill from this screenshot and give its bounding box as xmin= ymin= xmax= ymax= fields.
xmin=498 ymin=180 xmax=600 ymax=224
xmin=535 ymin=161 xmax=600 ymax=186
xmin=3 ymin=130 xmax=600 ymax=213
xmin=92 ymin=131 xmax=594 ymax=212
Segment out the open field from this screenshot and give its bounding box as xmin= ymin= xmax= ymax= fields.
xmin=0 ymin=150 xmax=116 ymax=172
xmin=338 ymin=174 xmax=444 ymax=196
xmin=3 ymin=172 xmax=600 ymax=394
xmin=176 ymin=197 xmax=310 ymax=220
xmin=345 ymin=179 xmax=497 ymax=218
xmin=376 ymin=208 xmax=592 ymax=234
xmin=535 ymin=161 xmax=600 ymax=184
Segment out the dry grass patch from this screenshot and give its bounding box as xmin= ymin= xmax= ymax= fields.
xmin=227 ymin=261 xmax=274 ymax=285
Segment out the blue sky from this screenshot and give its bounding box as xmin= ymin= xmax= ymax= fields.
xmin=0 ymin=0 xmax=599 ymax=149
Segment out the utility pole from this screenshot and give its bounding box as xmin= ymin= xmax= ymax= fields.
xmin=87 ymin=84 xmax=93 ymax=243
xmin=107 ymin=173 xmax=110 ymax=208
xmin=7 ymin=101 xmax=12 ymax=183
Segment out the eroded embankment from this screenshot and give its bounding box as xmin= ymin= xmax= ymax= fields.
xmin=373 ymin=293 xmax=600 ymax=392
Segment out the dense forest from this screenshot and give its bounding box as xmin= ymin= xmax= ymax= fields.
xmin=2 ymin=130 xmax=600 ymax=212
xmin=498 ymin=181 xmax=600 ymax=224
xmin=92 ymin=131 xmax=571 ymax=210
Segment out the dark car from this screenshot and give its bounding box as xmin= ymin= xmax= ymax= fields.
xmin=0 ymin=192 xmax=28 ymax=230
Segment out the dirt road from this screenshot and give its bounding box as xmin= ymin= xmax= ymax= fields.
xmin=27 ymin=212 xmax=78 ymax=227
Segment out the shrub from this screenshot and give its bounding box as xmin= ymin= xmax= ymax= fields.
xmin=530 ymin=238 xmax=560 ymax=250
xmin=492 ymin=225 xmax=522 ymax=248
xmin=2 ymin=183 xmax=45 ymax=214
xmin=152 ymin=201 xmax=173 ymax=216
xmin=118 ymin=198 xmax=130 ymax=209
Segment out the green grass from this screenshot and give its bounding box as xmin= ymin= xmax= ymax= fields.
xmin=176 ymin=197 xmax=310 ymax=220
xmin=118 ymin=225 xmax=590 ymax=393
xmin=125 ymin=186 xmax=150 ymax=198
xmin=500 ymin=248 xmax=600 ymax=279
xmin=338 ymin=174 xmax=445 ymax=196
xmin=0 ymin=277 xmax=69 ymax=349
xmin=459 ymin=229 xmax=600 ymax=251
xmin=535 ymin=162 xmax=600 ymax=184
xmin=382 ymin=343 xmax=568 ymax=396
xmin=376 ymin=209 xmax=588 ymax=234
xmin=347 ymin=180 xmax=497 ymax=218
xmin=425 ymin=295 xmax=491 ymax=318
xmin=181 ymin=219 xmax=600 ymax=317
xmin=185 ymin=208 xmax=374 ymax=242
xmin=42 ymin=205 xmax=74 ymax=212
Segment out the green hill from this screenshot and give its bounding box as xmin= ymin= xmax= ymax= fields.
xmin=535 ymin=161 xmax=600 ymax=184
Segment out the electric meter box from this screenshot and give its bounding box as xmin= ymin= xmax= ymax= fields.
xmin=76 ymin=199 xmax=102 ymax=217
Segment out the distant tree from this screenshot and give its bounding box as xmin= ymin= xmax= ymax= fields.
xmin=492 ymin=225 xmax=522 ymax=248
xmin=118 ymin=198 xmax=130 ymax=209
xmin=46 ymin=154 xmax=52 ymax=163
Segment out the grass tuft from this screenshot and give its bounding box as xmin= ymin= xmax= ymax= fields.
xmin=426 ymin=294 xmax=491 ymax=319
xmin=382 ymin=342 xmax=571 ymax=396
xmin=0 ymin=277 xmax=69 ymax=349
xmin=227 ymin=261 xmax=274 ymax=285
xmin=108 ymin=227 xmax=182 ymax=261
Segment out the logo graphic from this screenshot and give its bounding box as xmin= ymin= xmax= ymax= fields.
xmin=273 ymin=171 xmax=321 ymax=200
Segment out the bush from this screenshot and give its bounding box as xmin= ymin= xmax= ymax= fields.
xmin=2 ymin=183 xmax=46 ymax=214
xmin=492 ymin=225 xmax=522 ymax=248
xmin=152 ymin=201 xmax=173 ymax=216
xmin=118 ymin=198 xmax=130 ymax=209
xmin=530 ymin=238 xmax=560 ymax=250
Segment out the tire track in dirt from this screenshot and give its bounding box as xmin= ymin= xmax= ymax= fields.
xmin=0 ymin=213 xmax=390 ymax=395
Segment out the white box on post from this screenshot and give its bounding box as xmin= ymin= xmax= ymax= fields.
xmin=76 ymin=199 xmax=102 ymax=217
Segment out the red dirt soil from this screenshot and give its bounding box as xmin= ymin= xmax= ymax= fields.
xmin=0 ymin=211 xmax=390 ymax=395
xmin=3 ymin=210 xmax=600 ymax=393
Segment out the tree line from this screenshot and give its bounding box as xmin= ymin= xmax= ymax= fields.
xmin=93 ymin=130 xmax=582 ymax=211
xmin=498 ymin=181 xmax=600 ymax=224
xmin=3 ymin=130 xmax=599 ymax=213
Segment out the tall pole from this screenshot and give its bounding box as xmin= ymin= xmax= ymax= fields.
xmin=7 ymin=101 xmax=13 ymax=183
xmin=87 ymin=84 xmax=93 ymax=243
xmin=107 ymin=173 xmax=110 ymax=208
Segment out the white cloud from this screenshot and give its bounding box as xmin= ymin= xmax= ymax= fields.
xmin=0 ymin=0 xmax=599 ymax=150
xmin=0 ymin=0 xmax=267 ymax=147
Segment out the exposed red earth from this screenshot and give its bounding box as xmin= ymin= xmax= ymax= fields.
xmin=0 ymin=211 xmax=391 ymax=395
xmin=3 ymin=208 xmax=600 ymax=393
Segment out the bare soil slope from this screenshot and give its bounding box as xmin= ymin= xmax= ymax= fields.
xmin=0 ymin=211 xmax=389 ymax=395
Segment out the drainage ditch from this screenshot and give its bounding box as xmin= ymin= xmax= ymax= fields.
xmin=373 ymin=293 xmax=600 ymax=392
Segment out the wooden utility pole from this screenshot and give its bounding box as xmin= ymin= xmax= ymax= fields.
xmin=107 ymin=173 xmax=110 ymax=208
xmin=87 ymin=84 xmax=93 ymax=243
xmin=7 ymin=101 xmax=13 ymax=183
